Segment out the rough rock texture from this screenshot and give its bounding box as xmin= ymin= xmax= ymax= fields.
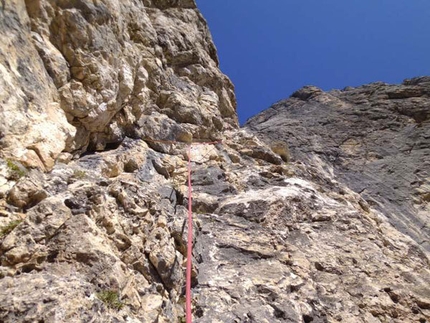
xmin=189 ymin=132 xmax=430 ymax=323
xmin=1 ymin=139 xmax=194 ymax=322
xmin=245 ymin=78 xmax=430 ymax=251
xmin=2 ymin=130 xmax=429 ymax=322
xmin=0 ymin=0 xmax=237 ymax=169
xmin=1 ymin=0 xmax=430 ymax=322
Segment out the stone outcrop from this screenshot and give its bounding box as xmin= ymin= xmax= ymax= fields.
xmin=2 ymin=129 xmax=429 ymax=322
xmin=245 ymin=78 xmax=430 ymax=251
xmin=190 ymin=131 xmax=430 ymax=323
xmin=0 ymin=0 xmax=237 ymax=170
xmin=1 ymin=0 xmax=429 ymax=322
xmin=1 ymin=139 xmax=193 ymax=322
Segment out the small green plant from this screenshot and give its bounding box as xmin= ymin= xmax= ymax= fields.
xmin=96 ymin=290 xmax=123 ymax=310
xmin=72 ymin=169 xmax=87 ymax=179
xmin=0 ymin=220 xmax=22 ymax=237
xmin=6 ymin=159 xmax=26 ymax=179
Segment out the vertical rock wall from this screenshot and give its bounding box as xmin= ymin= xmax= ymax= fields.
xmin=245 ymin=79 xmax=430 ymax=251
xmin=0 ymin=0 xmax=237 ymax=170
xmin=1 ymin=1 xmax=429 ymax=322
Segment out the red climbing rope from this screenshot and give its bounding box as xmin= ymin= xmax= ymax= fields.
xmin=142 ymin=137 xmax=222 ymax=323
xmin=186 ymin=144 xmax=193 ymax=323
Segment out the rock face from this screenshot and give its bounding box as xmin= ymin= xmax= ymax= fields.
xmin=245 ymin=78 xmax=430 ymax=251
xmin=0 ymin=0 xmax=237 ymax=169
xmin=1 ymin=1 xmax=430 ymax=322
xmin=188 ymin=130 xmax=430 ymax=323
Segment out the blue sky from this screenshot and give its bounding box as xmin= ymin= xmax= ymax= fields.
xmin=195 ymin=1 xmax=430 ymax=124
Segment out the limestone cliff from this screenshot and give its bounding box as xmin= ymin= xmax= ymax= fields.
xmin=1 ymin=0 xmax=237 ymax=170
xmin=0 ymin=1 xmax=429 ymax=323
xmin=245 ymin=79 xmax=430 ymax=251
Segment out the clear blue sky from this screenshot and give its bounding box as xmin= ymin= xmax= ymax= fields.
xmin=195 ymin=1 xmax=430 ymax=124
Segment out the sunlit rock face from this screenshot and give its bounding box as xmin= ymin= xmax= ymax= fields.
xmin=1 ymin=1 xmax=429 ymax=322
xmin=245 ymin=77 xmax=430 ymax=251
xmin=0 ymin=0 xmax=237 ymax=169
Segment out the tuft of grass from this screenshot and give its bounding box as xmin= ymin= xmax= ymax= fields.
xmin=72 ymin=169 xmax=87 ymax=179
xmin=96 ymin=290 xmax=123 ymax=310
xmin=270 ymin=142 xmax=290 ymax=163
xmin=0 ymin=220 xmax=22 ymax=237
xmin=6 ymin=159 xmax=27 ymax=180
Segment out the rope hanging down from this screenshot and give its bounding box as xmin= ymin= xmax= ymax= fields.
xmin=186 ymin=144 xmax=193 ymax=323
xmin=142 ymin=137 xmax=222 ymax=323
